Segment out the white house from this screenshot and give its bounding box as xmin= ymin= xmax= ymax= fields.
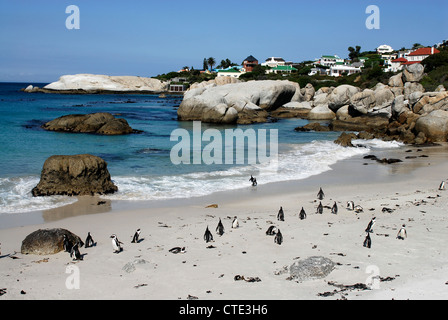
xmin=329 ymin=64 xmax=361 ymax=77
xmin=406 ymin=47 xmax=440 ymax=63
xmin=318 ymin=55 xmax=345 ymax=67
xmin=261 ymin=57 xmax=287 ymax=68
xmin=376 ymin=44 xmax=394 ymax=54
xmin=216 ymin=67 xmax=245 ymax=78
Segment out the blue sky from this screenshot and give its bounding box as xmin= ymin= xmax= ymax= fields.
xmin=0 ymin=0 xmax=447 ymax=83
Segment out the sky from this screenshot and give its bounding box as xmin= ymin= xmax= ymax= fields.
xmin=0 ymin=0 xmax=447 ymax=83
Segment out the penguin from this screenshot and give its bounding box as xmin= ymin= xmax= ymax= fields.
xmin=252 ymin=177 xmax=258 ymax=186
xmin=396 ymin=224 xmax=407 ymax=240
xmin=204 ymin=226 xmax=214 ymax=243
xmin=232 ymin=216 xmax=239 ymax=229
xmin=62 ymin=234 xmax=73 ymax=252
xmin=110 ymin=234 xmax=123 ymax=253
xmin=354 ymin=205 xmax=364 ymax=213
xmin=266 ymin=225 xmax=278 ymax=236
xmin=317 ymin=187 xmax=325 ymax=200
xmin=346 ymin=201 xmax=355 ymax=211
xmin=85 ymin=232 xmax=95 ymax=248
xmin=274 ymin=229 xmax=283 ymax=245
xmin=316 ymin=201 xmax=323 ymax=214
xmin=363 ymin=233 xmax=372 ymax=248
xmin=216 ymin=218 xmax=225 ymax=236
xmin=438 ymin=180 xmax=446 ymax=190
xmin=277 ymin=206 xmax=284 ymax=221
xmin=299 ymin=207 xmax=307 ymax=220
xmin=70 ymin=242 xmax=83 ymax=261
xmin=365 ymin=217 xmax=376 ymax=233
xmin=131 ymin=229 xmax=141 ymax=243
xmin=169 ymin=247 xmax=186 ymax=254
xmin=331 ymin=202 xmax=338 ymax=215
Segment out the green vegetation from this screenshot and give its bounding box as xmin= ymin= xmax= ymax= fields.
xmin=420 ymin=47 xmax=448 ymax=91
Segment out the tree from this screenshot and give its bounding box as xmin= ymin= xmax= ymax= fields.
xmin=348 ymin=46 xmax=361 ymax=61
xmin=203 ymin=58 xmax=208 ymax=71
xmin=207 ymin=57 xmax=216 ymax=71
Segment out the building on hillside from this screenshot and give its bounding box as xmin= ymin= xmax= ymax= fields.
xmin=242 ymin=55 xmax=258 ymax=72
xmin=389 ymin=57 xmax=407 ymax=72
xmin=308 ymin=66 xmax=328 ymax=76
xmin=406 ymin=47 xmax=440 ymax=63
xmin=317 ymin=55 xmax=345 ymax=67
xmin=267 ymin=65 xmax=298 ymax=74
xmin=216 ymin=67 xmax=244 ymax=78
xmin=329 ymin=64 xmax=361 ymax=77
xmin=261 ymin=57 xmax=287 ymax=68
xmin=376 ymin=44 xmax=394 ymax=54
xmin=169 ymin=84 xmax=188 ymax=92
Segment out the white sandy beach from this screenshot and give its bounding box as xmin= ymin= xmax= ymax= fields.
xmin=0 ymin=144 xmax=447 ymax=301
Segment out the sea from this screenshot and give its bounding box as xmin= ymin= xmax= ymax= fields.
xmin=0 ymin=82 xmax=404 ymax=216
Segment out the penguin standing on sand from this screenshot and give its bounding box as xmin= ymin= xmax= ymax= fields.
xmin=317 ymin=201 xmax=323 ymax=214
xmin=363 ymin=233 xmax=372 ymax=248
xmin=331 ymin=202 xmax=338 ymax=215
xmin=131 ymin=229 xmax=141 ymax=243
xmin=277 ymin=206 xmax=284 ymax=221
xmin=266 ymin=225 xmax=278 ymax=236
xmin=110 ymin=234 xmax=123 ymax=253
xmin=317 ymin=188 xmax=325 ymax=200
xmin=438 ymin=180 xmax=446 ymax=190
xmin=365 ymin=217 xmax=376 ymax=233
xmin=70 ymin=242 xmax=83 ymax=261
xmin=346 ymin=201 xmax=355 ymax=211
xmin=85 ymin=232 xmax=95 ymax=248
xmin=274 ymin=229 xmax=283 ymax=245
xmin=63 ymin=234 xmax=73 ymax=253
xmin=299 ymin=207 xmax=307 ymax=220
xmin=354 ymin=205 xmax=364 ymax=213
xmin=216 ymin=218 xmax=225 ymax=236
xmin=204 ymin=226 xmax=214 ymax=243
xmin=396 ymin=224 xmax=407 ymax=240
xmin=232 ymin=216 xmax=239 ymax=229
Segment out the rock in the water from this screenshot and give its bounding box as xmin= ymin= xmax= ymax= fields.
xmin=334 ymin=132 xmax=358 ymax=147
xmin=42 ymin=112 xmax=136 ymax=135
xmin=32 ymin=154 xmax=118 ymax=197
xmin=21 ymin=228 xmax=83 ymax=255
xmin=289 ymin=256 xmax=335 ymax=282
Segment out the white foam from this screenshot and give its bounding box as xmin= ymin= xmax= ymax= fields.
xmin=352 ymin=138 xmax=404 ymax=149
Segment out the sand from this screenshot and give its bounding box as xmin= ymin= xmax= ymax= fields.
xmin=0 ymin=144 xmax=447 ymax=301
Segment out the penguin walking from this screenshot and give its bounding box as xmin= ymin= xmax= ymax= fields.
xmin=249 ymin=175 xmax=257 ymax=186
xmin=331 ymin=202 xmax=338 ymax=215
xmin=365 ymin=217 xmax=376 ymax=233
xmin=277 ymin=206 xmax=284 ymax=221
xmin=204 ymin=226 xmax=214 ymax=243
xmin=62 ymin=234 xmax=73 ymax=253
xmin=299 ymin=207 xmax=307 ymax=220
xmin=131 ymin=229 xmax=141 ymax=243
xmin=85 ymin=232 xmax=95 ymax=248
xmin=316 ymin=201 xmax=323 ymax=214
xmin=396 ymin=224 xmax=407 ymax=240
xmin=346 ymin=201 xmax=354 ymax=211
xmin=110 ymin=234 xmax=123 ymax=253
xmin=216 ymin=218 xmax=225 ymax=236
xmin=232 ymin=216 xmax=239 ymax=229
xmin=363 ymin=233 xmax=372 ymax=248
xmin=438 ymin=180 xmax=446 ymax=190
xmin=317 ymin=188 xmax=325 ymax=200
xmin=70 ymin=242 xmax=83 ymax=261
xmin=266 ymin=225 xmax=278 ymax=236
xmin=169 ymin=247 xmax=186 ymax=254
xmin=274 ymin=229 xmax=283 ymax=245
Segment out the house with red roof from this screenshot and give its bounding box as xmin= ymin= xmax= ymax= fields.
xmin=406 ymin=47 xmax=440 ymax=63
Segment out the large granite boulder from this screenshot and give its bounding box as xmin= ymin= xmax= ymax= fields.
xmin=42 ymin=112 xmax=136 ymax=135
xmin=326 ymin=85 xmax=360 ymax=112
xmin=307 ymin=104 xmax=336 ymax=120
xmin=414 ymin=110 xmax=448 ymax=142
xmin=41 ymin=74 xmax=168 ymax=93
xmin=32 ymin=154 xmax=118 ymax=197
xmin=402 ymin=63 xmax=425 ymax=83
xmin=288 ymin=256 xmax=335 ymax=282
xmin=178 ymin=80 xmax=299 ymax=124
xmin=21 ymin=228 xmax=83 ymax=255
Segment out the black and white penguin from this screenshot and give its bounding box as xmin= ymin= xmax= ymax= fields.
xmin=232 ymin=216 xmax=239 ymax=229
xmin=216 ymin=218 xmax=225 ymax=236
xmin=396 ymin=224 xmax=407 ymax=240
xmin=110 ymin=234 xmax=123 ymax=253
xmin=249 ymin=175 xmax=257 ymax=186
xmin=204 ymin=226 xmax=214 ymax=243
xmin=331 ymin=202 xmax=338 ymax=215
xmin=438 ymin=180 xmax=446 ymax=190
xmin=316 ymin=201 xmax=323 ymax=214
xmin=365 ymin=217 xmax=376 ymax=233
xmin=131 ymin=229 xmax=141 ymax=243
xmin=266 ymin=225 xmax=278 ymax=236
xmin=169 ymin=247 xmax=186 ymax=254
xmin=62 ymin=234 xmax=73 ymax=252
xmin=85 ymin=232 xmax=95 ymax=248
xmin=346 ymin=201 xmax=355 ymax=211
xmin=354 ymin=205 xmax=364 ymax=213
xmin=277 ymin=206 xmax=284 ymax=221
xmin=70 ymin=242 xmax=83 ymax=261
xmin=299 ymin=207 xmax=307 ymax=220
xmin=317 ymin=187 xmax=325 ymax=200
xmin=363 ymin=233 xmax=372 ymax=248
xmin=274 ymin=229 xmax=283 ymax=245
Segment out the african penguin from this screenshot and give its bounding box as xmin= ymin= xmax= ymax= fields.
xmin=204 ymin=226 xmax=214 ymax=243
xmin=277 ymin=206 xmax=284 ymax=221
xmin=216 ymin=218 xmax=225 ymax=236
xmin=331 ymin=202 xmax=338 ymax=215
xmin=354 ymin=205 xmax=364 ymax=213
xmin=131 ymin=229 xmax=141 ymax=243
xmin=438 ymin=180 xmax=446 ymax=190
xmin=299 ymin=207 xmax=307 ymax=220
xmin=274 ymin=229 xmax=283 ymax=245
xmin=232 ymin=216 xmax=239 ymax=229
xmin=396 ymin=224 xmax=407 ymax=240
xmin=169 ymin=247 xmax=186 ymax=254
xmin=85 ymin=232 xmax=95 ymax=248
xmin=62 ymin=234 xmax=73 ymax=253
xmin=266 ymin=225 xmax=278 ymax=236
xmin=316 ymin=201 xmax=323 ymax=214
xmin=363 ymin=233 xmax=372 ymax=248
xmin=317 ymin=188 xmax=325 ymax=200
xmin=110 ymin=234 xmax=123 ymax=253
xmin=70 ymin=242 xmax=83 ymax=261
xmin=365 ymin=217 xmax=376 ymax=233
xmin=346 ymin=201 xmax=354 ymax=211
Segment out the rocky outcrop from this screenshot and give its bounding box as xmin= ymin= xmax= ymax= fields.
xmin=42 ymin=112 xmax=138 ymax=135
xmin=414 ymin=110 xmax=448 ymax=142
xmin=288 ymin=256 xmax=335 ymax=282
xmin=26 ymin=74 xmax=168 ymax=94
xmin=21 ymin=228 xmax=83 ymax=255
xmin=32 ymin=154 xmax=118 ymax=197
xmin=178 ymin=80 xmax=300 ymax=124
xmin=402 ymin=63 xmax=425 ymax=83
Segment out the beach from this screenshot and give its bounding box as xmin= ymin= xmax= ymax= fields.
xmin=1 ymin=143 xmax=447 ymax=301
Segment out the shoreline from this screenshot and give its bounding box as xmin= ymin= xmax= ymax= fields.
xmin=1 ymin=143 xmax=447 ymax=300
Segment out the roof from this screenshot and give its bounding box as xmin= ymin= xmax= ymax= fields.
xmin=272 ymin=65 xmax=297 ymax=71
xmin=408 ymin=47 xmax=440 ymax=56
xmin=217 ymin=68 xmax=241 ymax=73
xmin=392 ymin=57 xmax=408 ymax=63
xmin=401 ymin=61 xmax=420 ymax=65
xmin=244 ymin=55 xmax=258 ymax=62
xmin=321 ymin=55 xmax=340 ymax=59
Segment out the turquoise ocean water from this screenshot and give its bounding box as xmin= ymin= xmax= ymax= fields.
xmin=0 ymin=82 xmax=403 ymax=215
